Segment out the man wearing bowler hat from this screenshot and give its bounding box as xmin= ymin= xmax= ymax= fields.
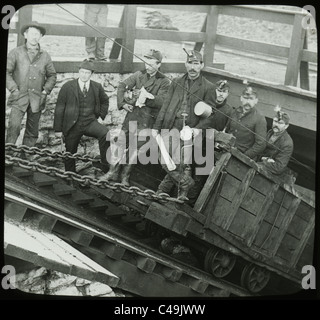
xmin=226 ymin=84 xmax=267 ymax=160
xmin=6 ymin=21 xmax=57 ymax=151
xmin=152 ymin=49 xmax=216 ymax=201
xmin=53 ymin=60 xmax=110 ymax=173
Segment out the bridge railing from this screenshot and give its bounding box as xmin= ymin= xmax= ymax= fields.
xmin=8 ymin=4 xmax=316 ymax=90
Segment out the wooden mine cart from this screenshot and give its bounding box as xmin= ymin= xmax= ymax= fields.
xmin=144 ymin=148 xmax=315 ymax=293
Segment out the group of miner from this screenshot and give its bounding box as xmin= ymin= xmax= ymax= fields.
xmin=6 ymin=20 xmax=294 ymax=204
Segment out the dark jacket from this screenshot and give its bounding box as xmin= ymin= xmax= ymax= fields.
xmin=6 ymin=44 xmax=57 ymax=112
xmin=199 ymin=99 xmax=234 ymax=132
xmin=153 ymin=73 xmax=216 ymax=131
xmin=226 ymin=106 xmax=267 ymax=159
xmin=118 ymin=70 xmax=171 ymax=131
xmin=54 ymin=79 xmax=109 ymax=135
xmin=259 ymin=129 xmax=294 ymax=175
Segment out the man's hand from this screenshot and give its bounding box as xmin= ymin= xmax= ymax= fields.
xmin=132 ymin=88 xmax=140 ymax=98
xmin=55 ymin=132 xmax=63 ymax=138
xmin=151 ymin=129 xmax=159 ymax=138
xmin=123 ymin=104 xmax=134 ymax=112
xmin=192 ymin=128 xmax=200 ymax=137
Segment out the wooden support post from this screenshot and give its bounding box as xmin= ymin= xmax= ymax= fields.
xmin=17 ymin=5 xmax=33 ymax=46
xmin=109 ymin=8 xmax=124 ymax=60
xmin=120 ymin=5 xmax=137 ymax=74
xmin=203 ymin=6 xmax=219 ymax=68
xmin=194 ymin=16 xmax=207 ymax=52
xmin=284 ymin=14 xmax=306 ymax=86
xmin=299 ymin=32 xmax=310 ymax=90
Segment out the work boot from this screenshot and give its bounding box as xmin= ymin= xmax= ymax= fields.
xmin=120 ymin=164 xmax=133 ymax=187
xmin=177 ymin=171 xmax=195 ymax=201
xmin=156 ymin=174 xmax=175 ymax=195
xmin=99 ymin=163 xmax=121 ymax=182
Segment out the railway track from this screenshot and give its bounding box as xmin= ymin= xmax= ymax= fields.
xmin=4 ymin=161 xmax=252 ymax=298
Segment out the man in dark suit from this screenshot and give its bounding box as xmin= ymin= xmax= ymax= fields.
xmin=152 ymin=50 xmax=216 ymax=201
xmin=53 ymin=60 xmax=110 ymax=173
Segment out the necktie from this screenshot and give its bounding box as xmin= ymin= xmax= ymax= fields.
xmin=83 ymin=83 xmax=88 ymax=97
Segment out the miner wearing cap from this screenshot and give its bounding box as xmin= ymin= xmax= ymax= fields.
xmin=226 ymin=85 xmax=267 ymax=160
xmin=53 ymin=60 xmax=110 ymax=173
xmin=152 ymin=49 xmax=216 ymax=201
xmin=6 ymin=21 xmax=57 ymax=151
xmin=100 ymin=49 xmax=170 ymax=186
xmin=257 ymin=107 xmax=294 ymax=178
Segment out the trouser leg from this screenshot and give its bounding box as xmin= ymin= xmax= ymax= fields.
xmin=6 ymin=107 xmax=26 ymax=145
xmin=22 ymin=107 xmax=41 ymax=147
xmin=64 ymin=129 xmax=82 ymax=172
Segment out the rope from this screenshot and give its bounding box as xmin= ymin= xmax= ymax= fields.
xmin=53 ymin=4 xmax=314 ymax=174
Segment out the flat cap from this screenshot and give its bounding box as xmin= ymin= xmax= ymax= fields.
xmin=144 ymin=49 xmax=163 ymax=62
xmin=216 ymin=80 xmax=230 ymax=91
xmin=184 ymin=49 xmax=203 ymax=63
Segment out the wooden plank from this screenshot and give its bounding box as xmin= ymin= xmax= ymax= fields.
xmin=219 ymin=5 xmax=294 ymax=25
xmin=286 ymin=214 xmax=309 ymax=240
xmin=120 ymin=5 xmax=137 ymax=73
xmin=203 ymin=171 xmax=227 ymax=228
xmin=289 ymin=212 xmax=315 ymax=267
xmin=194 ymin=152 xmax=231 ymax=213
xmin=296 ymin=243 xmax=314 ymax=269
xmin=245 ymin=183 xmax=279 ymax=247
xmin=216 ymin=35 xmax=289 ymax=58
xmin=53 ymin=61 xmax=121 ymax=73
xmin=33 ymin=172 xmax=57 ymax=187
xmin=17 ymin=6 xmax=33 ymax=46
xmin=219 ymin=174 xmax=241 ymax=202
xmin=268 ymin=197 xmax=301 ymax=255
xmin=284 ymin=14 xmax=306 ymax=86
xmin=221 ymin=168 xmax=256 ymax=229
xmin=136 ymin=29 xmax=205 ymax=42
xmin=240 ymin=187 xmax=266 ymax=215
xmin=138 ymin=4 xmax=210 ymax=13
xmin=4 ymin=201 xmax=28 ymax=222
xmin=300 ymin=33 xmax=310 ymax=90
xmin=109 ymin=8 xmax=124 ymax=60
xmin=194 ymin=15 xmax=207 ymax=52
xmin=40 ymin=24 xmax=122 ymax=38
xmin=301 ymin=49 xmax=317 ymax=63
xmin=203 ymin=6 xmax=219 ymax=68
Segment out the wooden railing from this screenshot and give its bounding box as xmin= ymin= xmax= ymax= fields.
xmin=9 ymin=4 xmax=316 ymax=90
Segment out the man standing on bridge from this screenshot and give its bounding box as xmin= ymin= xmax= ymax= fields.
xmin=53 ymin=60 xmax=110 ymax=173
xmin=6 ymin=21 xmax=57 ymax=150
xmin=152 ymin=50 xmax=216 ymax=201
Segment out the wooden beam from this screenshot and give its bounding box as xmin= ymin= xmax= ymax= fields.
xmin=136 ymin=29 xmax=206 ymax=42
xmin=203 ymin=6 xmax=219 ymax=68
xmin=285 ymin=14 xmax=306 ymax=86
xmin=301 ymin=49 xmax=317 ymax=63
xmin=42 ymin=24 xmax=122 ymax=38
xmin=138 ymin=5 xmax=209 ymax=13
xmin=300 ymin=33 xmax=310 ymax=90
xmin=219 ymin=5 xmax=294 ymax=25
xmin=216 ymin=35 xmax=289 ymax=58
xmin=194 ymin=15 xmax=207 ymax=52
xmin=109 ymin=8 xmax=124 ymax=60
xmin=17 ymin=5 xmax=33 ymax=46
xmin=194 ymin=152 xmax=231 ymax=213
xmin=120 ymin=5 xmax=137 ymax=73
xmin=221 ymin=168 xmax=256 ymax=230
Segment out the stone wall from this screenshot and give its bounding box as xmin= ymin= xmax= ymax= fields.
xmin=5 ymin=72 xmax=181 ymax=161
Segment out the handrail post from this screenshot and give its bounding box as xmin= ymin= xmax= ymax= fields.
xmin=203 ymin=5 xmax=219 ymax=68
xmin=120 ymin=5 xmax=137 ymax=74
xmin=284 ymin=13 xmax=306 ymax=86
xmin=299 ymin=32 xmax=310 ymax=90
xmin=17 ymin=5 xmax=33 ymax=46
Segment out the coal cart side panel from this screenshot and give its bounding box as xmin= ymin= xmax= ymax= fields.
xmin=197 ymin=149 xmax=315 ymax=280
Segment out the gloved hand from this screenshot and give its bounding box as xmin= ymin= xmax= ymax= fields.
xmin=123 ymin=104 xmax=134 ymax=112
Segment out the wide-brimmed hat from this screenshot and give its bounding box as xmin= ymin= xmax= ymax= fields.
xmin=79 ymin=60 xmax=95 ymax=72
xmin=21 ymin=21 xmax=46 ymax=35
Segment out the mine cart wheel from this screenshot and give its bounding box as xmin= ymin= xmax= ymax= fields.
xmin=240 ymin=263 xmax=271 ymax=293
xmin=144 ymin=220 xmax=167 ymax=239
xmin=204 ymin=247 xmax=236 ymax=278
